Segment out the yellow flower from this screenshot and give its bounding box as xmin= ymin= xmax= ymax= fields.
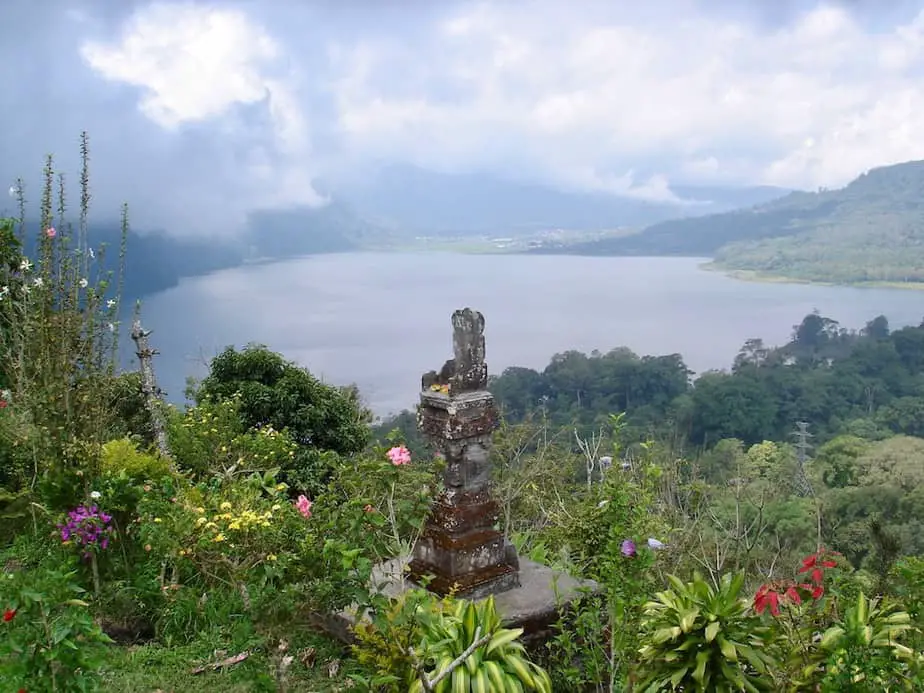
xmin=213 ymin=533 xmax=226 ymax=542
xmin=205 ymin=522 xmax=217 ymax=530
xmin=154 ymin=517 xmax=162 ymax=523
xmin=228 ymin=521 xmax=242 ymax=531
xmin=195 ymin=507 xmax=205 ymax=514
xmin=179 ymin=549 xmax=187 ymax=556
xmin=271 ymin=504 xmax=281 ymax=512
xmin=220 ymin=501 xmax=232 ymax=511
xmin=267 ymin=554 xmax=277 ymax=562
xmin=196 ymin=517 xmax=207 ymax=526
xmin=275 ymin=483 xmax=286 ymax=491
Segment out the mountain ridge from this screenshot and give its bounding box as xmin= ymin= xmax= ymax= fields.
xmin=541 ymin=159 xmax=924 ymax=287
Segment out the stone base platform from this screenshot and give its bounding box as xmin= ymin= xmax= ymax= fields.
xmin=324 ymin=556 xmax=598 ymax=648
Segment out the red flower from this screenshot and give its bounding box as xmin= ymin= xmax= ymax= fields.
xmin=754 ymin=584 xmax=782 ymax=616
xmin=784 ymin=584 xmax=803 ymax=605
xmin=798 ymin=551 xmax=838 ymax=587
xmin=3 ymin=608 xmax=16 ymax=622
xmin=0 ymin=400 xmax=8 ymax=408
xmin=755 ymin=579 xmax=819 ymax=616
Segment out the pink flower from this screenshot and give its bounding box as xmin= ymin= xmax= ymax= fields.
xmin=295 ymin=495 xmax=312 ymax=519
xmin=386 ymin=445 xmax=411 ymax=466
xmin=45 ymin=227 xmax=56 ymax=238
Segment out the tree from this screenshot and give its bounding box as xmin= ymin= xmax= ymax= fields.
xmin=195 ymin=344 xmax=372 ymax=492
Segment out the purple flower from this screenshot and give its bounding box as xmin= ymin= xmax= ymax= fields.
xmin=56 ymin=504 xmax=114 ymax=559
xmin=621 ymin=539 xmax=637 ymax=558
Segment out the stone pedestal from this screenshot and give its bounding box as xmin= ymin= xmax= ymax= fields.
xmin=327 ymin=556 xmax=597 ymax=649
xmin=407 ymin=390 xmax=520 ymax=599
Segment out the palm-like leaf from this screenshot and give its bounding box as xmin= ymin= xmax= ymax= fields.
xmin=417 ymin=595 xmax=552 ymax=693
xmin=635 ymin=572 xmax=778 ymax=692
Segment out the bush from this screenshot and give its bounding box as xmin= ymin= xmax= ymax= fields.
xmin=0 ymin=562 xmax=113 ymax=691
xmin=101 ymin=437 xmax=172 ymax=483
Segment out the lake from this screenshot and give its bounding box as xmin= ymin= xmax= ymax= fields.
xmin=133 ymin=253 xmax=924 ymax=417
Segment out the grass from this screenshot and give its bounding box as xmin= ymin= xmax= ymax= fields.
xmin=98 ymin=630 xmax=360 ymax=692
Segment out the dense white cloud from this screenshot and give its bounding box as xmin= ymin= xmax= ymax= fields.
xmin=4 ymin=0 xmax=923 ymax=233
xmin=327 ymin=1 xmax=924 ymax=192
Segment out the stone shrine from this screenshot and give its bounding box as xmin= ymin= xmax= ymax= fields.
xmin=327 ymin=308 xmax=596 ymax=647
xmin=408 ymin=308 xmax=520 ymax=598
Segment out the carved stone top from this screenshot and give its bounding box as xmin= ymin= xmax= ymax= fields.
xmin=421 ymin=308 xmax=489 ymax=396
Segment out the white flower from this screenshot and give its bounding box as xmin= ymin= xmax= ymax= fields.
xmin=88 ymin=248 xmax=95 ymax=259
xmin=647 ymin=538 xmax=665 ymax=550
xmin=597 ymin=499 xmax=609 ymax=508
xmin=21 ymin=284 xmax=30 ymax=295
xmin=0 ymin=390 xmax=10 ymax=400
xmin=90 ymin=491 xmax=101 ymax=500
xmin=33 ymin=277 xmax=43 ymax=287
xmin=78 ymin=278 xmax=88 ymax=289
xmin=18 ymin=258 xmax=32 ymax=272
xmin=106 ymin=299 xmax=117 ymax=309
xmin=0 ymin=285 xmax=8 ymax=297
xmin=8 ymin=186 xmax=16 ymax=198
xmin=108 ymin=322 xmax=116 ymax=333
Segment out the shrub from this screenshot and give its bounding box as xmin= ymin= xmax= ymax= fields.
xmin=0 ymin=563 xmax=113 ymax=691
xmin=351 ymin=590 xmax=551 ymax=693
xmin=101 ymin=437 xmax=172 ymax=483
xmin=634 ymin=572 xmax=777 ymax=692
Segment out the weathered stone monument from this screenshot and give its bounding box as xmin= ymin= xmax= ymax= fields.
xmin=408 ymin=308 xmax=520 ymax=598
xmin=329 ymin=308 xmax=596 ymax=645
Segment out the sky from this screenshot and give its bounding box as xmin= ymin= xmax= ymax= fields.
xmin=3 ymin=0 xmax=924 ymax=236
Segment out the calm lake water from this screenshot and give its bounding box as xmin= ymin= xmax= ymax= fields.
xmin=133 ymin=253 xmax=924 ymax=417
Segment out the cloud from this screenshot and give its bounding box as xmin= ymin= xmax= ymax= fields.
xmin=5 ymin=0 xmax=924 ymax=236
xmin=328 ymin=0 xmax=924 ymax=192
xmin=80 ymin=2 xmax=326 ymax=220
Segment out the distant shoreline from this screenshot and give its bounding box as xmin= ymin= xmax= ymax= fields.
xmin=701 ymin=261 xmax=924 ymax=292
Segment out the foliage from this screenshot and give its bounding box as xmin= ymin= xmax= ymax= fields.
xmin=166 ymin=394 xmax=300 ymax=480
xmin=351 ymin=590 xmax=551 ymax=693
xmin=0 ymin=138 xmax=128 ymax=513
xmin=634 ymin=572 xmax=776 ymax=692
xmin=193 ymin=345 xmax=372 ymax=494
xmin=0 ymin=563 xmax=113 ymax=692
xmin=816 ymin=592 xmax=918 ymax=691
xmin=326 ymin=436 xmax=440 ymax=561
xmin=100 ymin=437 xmax=172 ymax=483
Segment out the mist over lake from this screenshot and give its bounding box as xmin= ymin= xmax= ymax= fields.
xmin=133 ymin=253 xmax=924 ymax=417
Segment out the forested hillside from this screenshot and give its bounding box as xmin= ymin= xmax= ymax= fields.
xmin=551 ymin=159 xmax=924 ymax=286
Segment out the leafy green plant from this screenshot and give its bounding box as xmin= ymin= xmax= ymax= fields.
xmin=411 ymin=595 xmax=552 ymax=693
xmin=634 ymin=572 xmax=777 ymax=692
xmin=352 ymin=589 xmax=551 ymax=693
xmin=0 ymin=564 xmax=113 ymax=692
xmin=816 ymin=592 xmax=918 ymax=691
xmin=193 ymin=344 xmax=372 ymax=494
xmin=351 ymin=587 xmax=450 ymax=691
xmin=100 ymin=437 xmax=172 ymax=483
xmin=0 ymin=138 xmax=129 ymax=512
xmin=328 ymin=437 xmax=440 ymax=563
